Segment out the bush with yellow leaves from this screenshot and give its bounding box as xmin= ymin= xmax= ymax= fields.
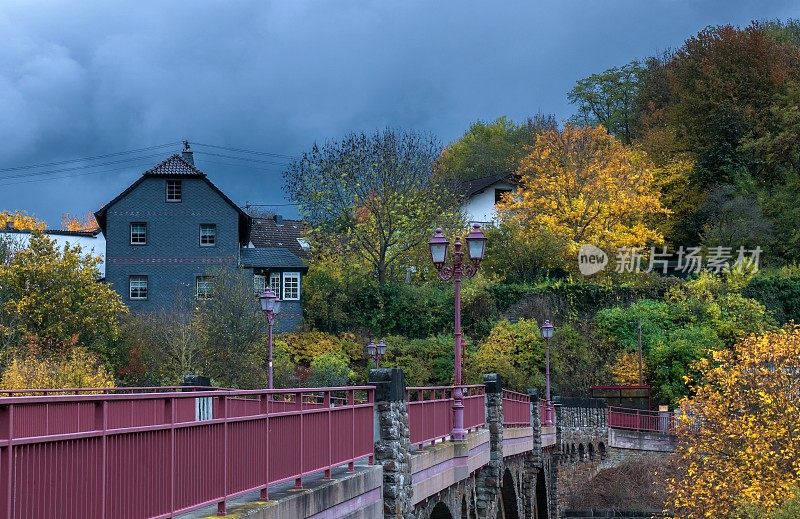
xmin=666 ymin=326 xmax=800 ymax=517
xmin=1 ymin=347 xmax=115 ymax=390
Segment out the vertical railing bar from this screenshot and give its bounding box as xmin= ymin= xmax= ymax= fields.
xmin=100 ymin=400 xmax=108 ymax=519
xmin=170 ymin=396 xmax=176 ymax=516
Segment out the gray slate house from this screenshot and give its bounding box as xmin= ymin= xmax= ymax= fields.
xmin=94 ymin=146 xmax=306 ymax=332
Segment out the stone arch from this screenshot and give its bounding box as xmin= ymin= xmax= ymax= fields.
xmin=535 ymin=468 xmax=549 ymax=519
xmin=497 ymin=468 xmax=520 ymax=519
xmin=588 ymin=443 xmax=595 ymax=460
xmin=578 ymin=443 xmax=585 ymax=462
xmin=570 ymin=443 xmax=576 ymax=462
xmin=431 ymin=501 xmax=454 ymax=519
xmin=598 ymin=441 xmax=606 ymax=460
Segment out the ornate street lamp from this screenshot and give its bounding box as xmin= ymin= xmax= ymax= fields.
xmin=428 ymin=224 xmax=486 ymax=441
xmin=259 ymin=288 xmax=281 ymax=389
xmin=540 ymin=319 xmax=555 ymax=426
xmin=364 ymin=339 xmax=387 ymax=368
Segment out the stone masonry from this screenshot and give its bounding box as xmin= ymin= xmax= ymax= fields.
xmin=475 ymin=373 xmax=503 ymax=518
xmin=370 ymin=368 xmax=414 ymax=519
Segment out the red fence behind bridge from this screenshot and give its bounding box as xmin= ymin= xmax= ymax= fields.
xmin=406 ymin=385 xmax=485 ymax=447
xmin=501 ymin=390 xmax=530 ymax=427
xmin=608 ymin=406 xmax=676 ymax=433
xmin=0 ymin=387 xmax=374 ymax=519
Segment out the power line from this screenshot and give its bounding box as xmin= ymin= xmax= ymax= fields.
xmin=0 ymin=142 xmax=181 ymax=174
xmin=0 ymin=152 xmax=170 ymax=181
xmin=193 ymin=142 xmax=298 ymax=161
xmin=193 ymin=150 xmax=291 ymax=167
xmin=0 ymin=158 xmax=164 ymax=187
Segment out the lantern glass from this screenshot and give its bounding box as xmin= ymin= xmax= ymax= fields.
xmin=364 ymin=342 xmax=376 ymax=356
xmin=376 ymin=340 xmax=387 ymax=355
xmin=273 ymin=299 xmax=281 ymax=314
xmin=428 ymin=228 xmax=449 ymax=266
xmin=540 ymin=320 xmax=555 ymax=339
xmin=465 ymin=224 xmax=487 ymax=261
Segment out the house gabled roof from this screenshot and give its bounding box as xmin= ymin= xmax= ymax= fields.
xmin=453 ymin=172 xmax=517 ymax=199
xmin=143 ymin=154 xmax=205 ymax=177
xmin=249 ymin=216 xmax=310 ymax=259
xmin=240 ymin=247 xmax=307 ymax=270
xmin=93 ymin=152 xmax=252 ymax=244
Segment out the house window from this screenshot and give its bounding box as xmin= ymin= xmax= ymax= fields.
xmin=196 ymin=276 xmax=213 ymax=299
xmin=269 ymin=272 xmax=281 ymax=296
xmin=200 ymin=224 xmax=216 ymax=246
xmin=494 ymin=188 xmax=512 ymax=205
xmin=130 ymin=222 xmax=147 ymax=245
xmin=129 ymin=276 xmax=148 ymax=300
xmin=283 ymin=272 xmax=300 ymax=300
xmin=166 ymin=180 xmax=182 ymax=202
xmin=254 ymin=274 xmax=266 ymax=293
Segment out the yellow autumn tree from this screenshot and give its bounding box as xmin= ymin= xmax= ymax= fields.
xmin=60 ymin=211 xmax=99 ymax=232
xmin=498 ymin=125 xmax=665 ymax=271
xmin=666 ymin=326 xmax=800 ymax=517
xmin=0 ymin=210 xmax=46 ymax=231
xmin=610 ymin=351 xmax=645 ymax=385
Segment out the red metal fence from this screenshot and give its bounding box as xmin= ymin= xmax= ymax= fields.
xmin=501 ymin=390 xmax=530 ymax=427
xmin=607 ymin=406 xmax=676 ymax=433
xmin=0 ymin=387 xmax=374 ymax=519
xmin=406 ymin=385 xmax=486 ymax=447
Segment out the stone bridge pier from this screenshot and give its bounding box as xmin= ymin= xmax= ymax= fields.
xmin=370 ymin=369 xmax=559 ymax=519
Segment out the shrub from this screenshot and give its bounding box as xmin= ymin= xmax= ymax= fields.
xmin=1 ymin=347 xmax=115 ymax=390
xmin=467 ymin=319 xmax=544 ymax=391
xmin=382 ymin=335 xmax=455 ymax=386
xmin=743 ymin=270 xmax=800 ymax=324
xmin=305 ymin=351 xmax=353 ymax=387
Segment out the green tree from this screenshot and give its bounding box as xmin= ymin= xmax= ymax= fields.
xmin=568 ymin=61 xmax=644 ymax=144
xmin=284 ymin=129 xmax=460 ymax=285
xmin=196 ymin=268 xmax=267 ymax=388
xmin=0 ymin=232 xmax=126 ymax=356
xmin=468 ymin=319 xmax=544 ymax=391
xmin=306 ymin=351 xmax=353 ymax=387
xmin=435 ymin=115 xmax=556 ymax=182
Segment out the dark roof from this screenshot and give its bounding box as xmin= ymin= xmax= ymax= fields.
xmin=143 ymin=154 xmax=205 ymax=177
xmin=249 ymin=217 xmax=309 ymax=258
xmin=240 ymin=247 xmax=306 ymax=270
xmin=1 ymin=227 xmax=101 ymax=237
xmin=93 ymin=152 xmax=252 ymax=244
xmin=452 ymin=172 xmax=516 ymax=198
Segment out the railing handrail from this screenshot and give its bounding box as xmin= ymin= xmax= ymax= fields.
xmin=0 ymin=385 xmax=377 ymax=405
xmin=405 ymin=384 xmax=485 ymax=391
xmin=501 ymin=389 xmax=531 ymax=400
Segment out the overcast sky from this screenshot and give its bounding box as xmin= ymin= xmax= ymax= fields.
xmin=1 ymin=1 xmax=798 ymax=226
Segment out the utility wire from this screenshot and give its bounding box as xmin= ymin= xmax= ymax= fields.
xmin=0 ymin=142 xmax=181 ymax=174
xmin=0 ymin=158 xmax=164 ymax=187
xmin=193 ymin=142 xmax=298 ymax=161
xmin=0 ymin=152 xmax=170 ymax=181
xmin=193 ymin=150 xmax=291 ymax=167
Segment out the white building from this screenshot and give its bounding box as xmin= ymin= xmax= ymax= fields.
xmin=455 ymin=173 xmax=517 ymax=226
xmin=0 ymin=228 xmax=106 ymax=277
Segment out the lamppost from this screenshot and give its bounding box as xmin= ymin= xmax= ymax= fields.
xmin=259 ymin=288 xmax=281 ymax=389
xmin=540 ymin=319 xmax=555 ymax=426
xmin=429 ymin=224 xmax=487 ymax=441
xmin=364 ymin=339 xmax=387 ymax=368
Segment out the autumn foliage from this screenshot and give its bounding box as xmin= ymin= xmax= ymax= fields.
xmin=667 ymin=326 xmax=800 ymax=517
xmin=498 ymin=125 xmax=665 ymax=271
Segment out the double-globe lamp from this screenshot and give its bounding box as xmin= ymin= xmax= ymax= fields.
xmin=428 ymin=224 xmax=487 ymax=441
xmin=259 ymin=288 xmax=281 ymax=389
xmin=364 ymin=339 xmax=387 ymax=368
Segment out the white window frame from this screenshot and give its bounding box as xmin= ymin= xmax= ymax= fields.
xmin=130 ymin=222 xmax=147 ymax=245
xmin=196 ymin=276 xmax=213 ymax=300
xmin=253 ymin=274 xmax=266 ymax=294
xmin=129 ymin=275 xmax=148 ymax=300
xmin=269 ymin=272 xmax=281 ymax=296
xmin=166 ymin=180 xmax=182 ymax=202
xmin=199 ymin=224 xmax=216 ymax=247
xmin=282 ymin=272 xmax=300 ymax=300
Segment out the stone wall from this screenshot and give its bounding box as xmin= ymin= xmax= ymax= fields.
xmin=562 ymin=509 xmax=665 ymax=518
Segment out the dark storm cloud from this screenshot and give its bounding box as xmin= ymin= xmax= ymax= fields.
xmin=0 ymin=0 xmax=798 ymax=225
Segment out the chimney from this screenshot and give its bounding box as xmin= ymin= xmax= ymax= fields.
xmin=273 ymin=214 xmax=283 ymax=226
xmin=182 ymin=140 xmax=194 ymax=165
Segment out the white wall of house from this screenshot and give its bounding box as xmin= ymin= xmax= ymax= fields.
xmin=461 ymin=181 xmax=515 ymax=226
xmin=0 ymin=231 xmax=106 ymax=277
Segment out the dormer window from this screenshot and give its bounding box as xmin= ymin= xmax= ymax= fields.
xmin=166 ymin=180 xmax=182 ymax=202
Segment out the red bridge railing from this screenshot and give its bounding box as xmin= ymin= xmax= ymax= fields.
xmin=501 ymin=390 xmax=531 ymax=427
xmin=406 ymin=385 xmax=485 ymax=447
xmin=0 ymin=386 xmax=374 ymax=518
xmin=608 ymin=406 xmax=676 ymax=434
